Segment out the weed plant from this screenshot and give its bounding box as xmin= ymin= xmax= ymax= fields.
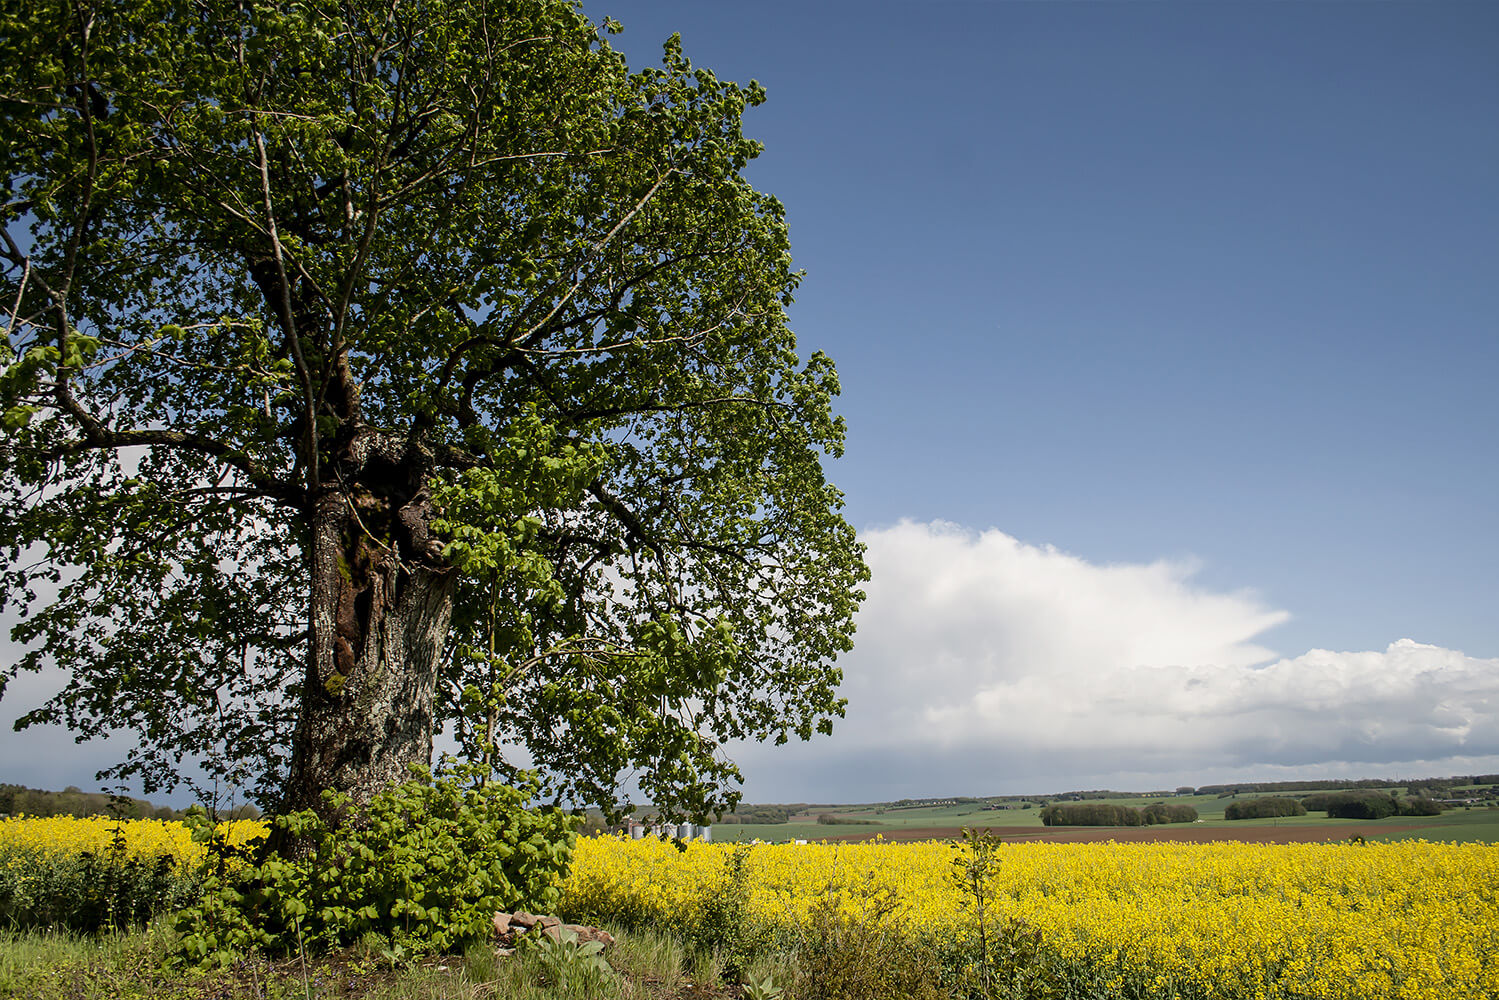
xmin=789 ymin=897 xmax=947 ymax=1000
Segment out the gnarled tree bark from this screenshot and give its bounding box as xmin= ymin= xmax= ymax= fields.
xmin=278 ymin=428 xmax=455 ymax=818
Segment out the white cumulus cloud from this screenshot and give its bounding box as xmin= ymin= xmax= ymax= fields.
xmin=729 ymin=520 xmax=1499 ymax=799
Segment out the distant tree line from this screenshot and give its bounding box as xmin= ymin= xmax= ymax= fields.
xmin=1055 ymin=790 xmax=1126 ymax=802
xmin=1205 ymin=779 xmax=1402 ymax=796
xmin=652 ymin=777 xmax=1496 ymax=830
xmin=1405 ymin=785 xmax=1455 ymax=800
xmin=887 ymin=796 xmax=983 ymax=809
xmin=1322 ymin=792 xmax=1398 ymax=820
xmin=1406 ymin=781 xmax=1497 ymax=801
xmin=1200 ymin=776 xmax=1499 ymax=797
xmin=713 ymin=804 xmax=802 ymax=825
xmin=1141 ymin=802 xmax=1199 ymax=824
xmin=1224 ymin=797 xmax=1306 ymax=820
xmin=1297 ymin=791 xmax=1446 ymax=820
xmin=0 ymin=784 xmax=266 ymax=821
xmin=1040 ymin=802 xmax=1198 ymax=827
xmin=0 ymin=784 xmax=177 ymax=819
xmin=816 ymin=814 xmax=881 ymax=825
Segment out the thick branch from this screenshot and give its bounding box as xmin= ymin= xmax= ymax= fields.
xmin=586 ymin=481 xmax=664 ymax=563
xmin=41 ymin=427 xmax=300 ymax=505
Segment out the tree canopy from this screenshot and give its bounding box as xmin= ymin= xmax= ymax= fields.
xmin=0 ymin=0 xmax=867 ymax=821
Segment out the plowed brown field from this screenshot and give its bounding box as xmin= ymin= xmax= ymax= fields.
xmin=821 ymin=823 xmax=1432 ymax=844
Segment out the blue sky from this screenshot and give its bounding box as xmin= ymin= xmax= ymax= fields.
xmin=3 ymin=1 xmax=1495 ymax=804
xmin=598 ymin=0 xmax=1497 ymax=655
xmin=594 ymin=0 xmax=1499 ymax=800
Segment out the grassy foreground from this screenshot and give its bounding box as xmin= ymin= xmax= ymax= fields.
xmin=0 ymin=923 xmax=768 ymax=1000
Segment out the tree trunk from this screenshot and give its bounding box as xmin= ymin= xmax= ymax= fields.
xmin=277 ymin=435 xmax=455 ymax=820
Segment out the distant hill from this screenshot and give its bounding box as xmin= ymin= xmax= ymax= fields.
xmin=699 ymin=774 xmax=1499 ymax=823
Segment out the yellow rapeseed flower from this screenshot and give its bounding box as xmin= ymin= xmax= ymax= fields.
xmin=0 ymin=814 xmax=267 ymax=870
xmin=561 ymin=836 xmax=1499 ymax=1000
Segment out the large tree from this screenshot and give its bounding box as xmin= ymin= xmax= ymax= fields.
xmin=0 ymin=0 xmax=866 ymax=820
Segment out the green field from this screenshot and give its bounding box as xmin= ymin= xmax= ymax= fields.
xmin=710 ymin=788 xmax=1499 ymax=844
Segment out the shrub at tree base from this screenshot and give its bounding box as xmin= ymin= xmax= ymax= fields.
xmin=173 ymin=767 xmax=575 ymax=967
xmin=1224 ymin=797 xmax=1307 ymax=820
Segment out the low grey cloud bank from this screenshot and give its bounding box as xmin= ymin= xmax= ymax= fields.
xmin=731 ymin=520 xmax=1499 ymax=799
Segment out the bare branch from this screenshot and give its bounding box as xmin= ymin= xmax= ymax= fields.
xmin=512 ymin=170 xmax=675 ymax=350
xmin=253 ymin=123 xmax=320 ymax=491
xmin=3 ymin=257 xmax=30 ymax=340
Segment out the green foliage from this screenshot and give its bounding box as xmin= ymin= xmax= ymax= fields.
xmin=1323 ymin=792 xmax=1399 ymax=820
xmin=950 ymin=828 xmax=1002 ymax=997
xmin=692 ymin=844 xmax=764 ymax=982
xmin=0 ymin=830 xmax=200 ymax=934
xmin=1299 ymin=793 xmax=1341 ymax=813
xmin=521 ymin=925 xmax=614 ymax=992
xmin=942 ymin=827 xmax=1062 ymax=998
xmin=0 ymin=926 xmax=186 ymax=1000
xmin=1039 ymin=802 xmax=1198 ymax=827
xmin=715 ymin=806 xmax=797 ymax=825
xmin=742 ymin=972 xmax=785 ymax=1000
xmin=172 ymin=766 xmax=575 ymax=966
xmin=1398 ymin=797 xmax=1446 ymax=817
xmin=1141 ymin=802 xmax=1198 ymax=825
xmin=935 ymin=916 xmax=1058 ymax=1000
xmin=0 ymin=0 xmax=866 ymax=821
xmin=1040 ymin=803 xmax=1123 ymax=826
xmin=1300 ymin=788 xmax=1449 ymax=816
xmin=791 ymin=892 xmax=947 ymax=1000
xmin=1224 ymin=797 xmax=1307 ymax=820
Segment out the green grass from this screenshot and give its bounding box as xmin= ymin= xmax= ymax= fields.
xmin=0 ymin=922 xmax=777 ymax=1000
xmin=0 ymin=924 xmax=203 ymax=999
xmin=715 ymin=799 xmax=1017 ymax=841
xmin=1364 ymin=805 xmax=1499 ymax=843
xmin=714 ymin=822 xmax=841 ymax=842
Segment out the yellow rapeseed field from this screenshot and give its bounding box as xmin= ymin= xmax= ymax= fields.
xmin=0 ymin=814 xmax=267 ymax=868
xmin=5 ymin=819 xmax=1495 ymax=998
xmin=562 ymin=835 xmax=1499 ymax=1000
